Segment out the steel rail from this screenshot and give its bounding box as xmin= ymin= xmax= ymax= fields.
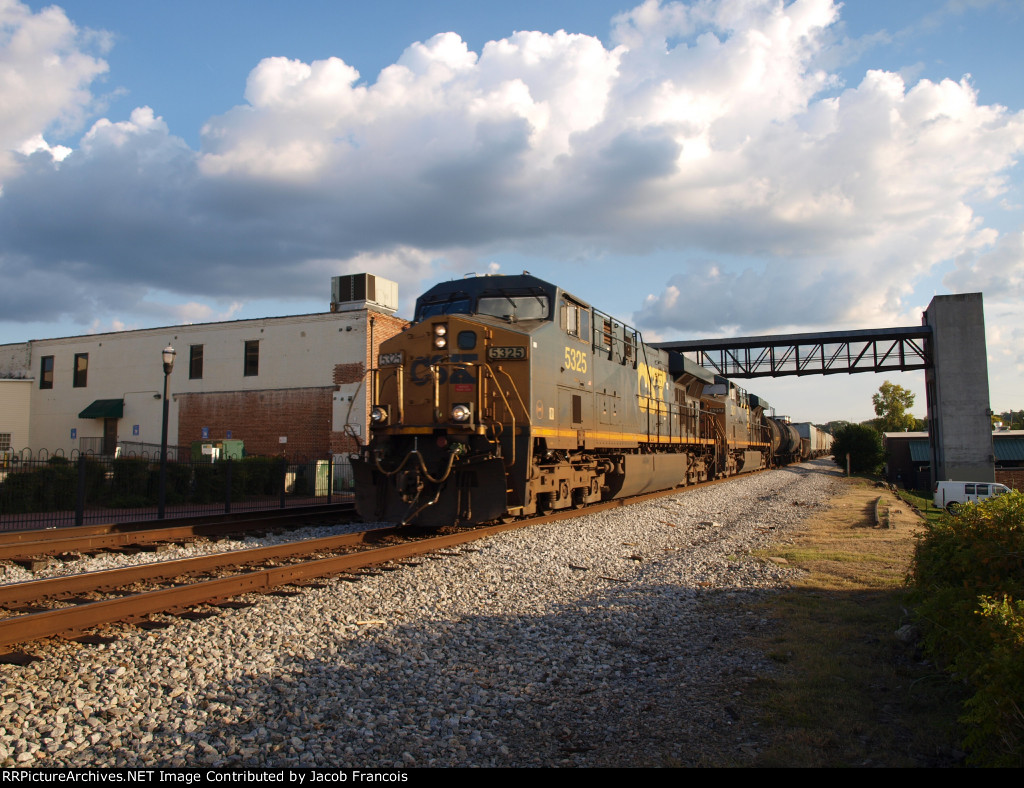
xmin=0 ymin=526 xmax=400 ymax=608
xmin=0 ymin=504 xmax=356 ymax=561
xmin=0 ymin=502 xmax=355 ymax=546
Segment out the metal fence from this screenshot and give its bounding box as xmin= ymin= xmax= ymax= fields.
xmin=0 ymin=450 xmax=354 ymax=532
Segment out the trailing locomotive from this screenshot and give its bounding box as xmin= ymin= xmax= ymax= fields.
xmin=352 ymin=273 xmax=824 ymax=527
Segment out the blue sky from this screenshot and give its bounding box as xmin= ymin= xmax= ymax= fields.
xmin=2 ymin=0 xmax=1023 ymax=423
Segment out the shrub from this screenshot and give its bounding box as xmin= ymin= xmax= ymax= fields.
xmin=110 ymin=458 xmax=152 ymax=501
xmin=234 ymin=456 xmax=284 ymax=496
xmin=191 ymin=462 xmax=223 ymax=504
xmin=961 ymin=595 xmax=1024 ymax=767
xmin=910 ymin=491 xmax=1024 ymax=766
xmin=0 ymin=457 xmax=106 ymax=513
xmin=830 ymin=423 xmax=886 ymax=474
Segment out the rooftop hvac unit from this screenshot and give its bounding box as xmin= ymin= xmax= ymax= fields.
xmin=330 ymin=273 xmax=398 ymax=314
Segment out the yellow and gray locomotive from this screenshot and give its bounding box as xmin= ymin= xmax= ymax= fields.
xmin=353 ymin=273 xmax=783 ymax=527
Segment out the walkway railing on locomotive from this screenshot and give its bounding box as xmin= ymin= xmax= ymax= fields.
xmin=634 ymin=397 xmax=715 ymax=445
xmin=592 ymin=306 xmax=641 ymax=367
xmin=370 ymin=353 xmax=721 ymax=451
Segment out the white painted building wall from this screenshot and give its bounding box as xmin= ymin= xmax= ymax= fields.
xmin=0 ymin=310 xmax=384 ymax=456
xmin=0 ymin=379 xmax=32 ymax=452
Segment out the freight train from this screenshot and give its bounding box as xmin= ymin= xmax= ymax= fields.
xmin=352 ymin=273 xmax=830 ymax=527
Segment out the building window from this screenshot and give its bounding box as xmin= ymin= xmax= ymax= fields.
xmin=73 ymin=353 xmax=88 ymax=388
xmin=189 ymin=344 xmax=204 ymax=380
xmin=244 ymin=340 xmax=259 ymax=377
xmin=0 ymin=433 xmax=10 ymax=453
xmin=40 ymin=356 xmax=54 ymax=389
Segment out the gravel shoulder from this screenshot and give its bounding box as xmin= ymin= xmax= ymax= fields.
xmin=1 ymin=460 xmax=843 ymax=768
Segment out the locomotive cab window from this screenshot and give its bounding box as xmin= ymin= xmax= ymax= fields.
xmin=417 ymin=297 xmax=471 ymax=320
xmin=562 ymin=298 xmax=590 ymax=341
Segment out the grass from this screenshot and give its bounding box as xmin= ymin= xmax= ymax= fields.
xmin=726 ymin=476 xmax=966 ymax=767
xmin=894 ymin=487 xmax=947 ymax=528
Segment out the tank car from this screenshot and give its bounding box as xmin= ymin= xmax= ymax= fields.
xmin=353 ymin=273 xmax=787 ymax=527
xmin=761 ymin=410 xmax=804 ymax=465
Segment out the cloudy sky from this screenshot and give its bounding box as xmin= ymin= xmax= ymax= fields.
xmin=2 ymin=0 xmax=1022 ymax=423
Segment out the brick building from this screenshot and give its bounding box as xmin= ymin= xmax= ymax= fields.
xmin=884 ymin=430 xmax=1024 ymax=491
xmin=0 ymin=275 xmax=406 ymax=466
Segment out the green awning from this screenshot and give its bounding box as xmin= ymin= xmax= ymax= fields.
xmin=908 ymin=439 xmax=931 ymax=462
xmin=78 ymin=399 xmax=124 ymax=419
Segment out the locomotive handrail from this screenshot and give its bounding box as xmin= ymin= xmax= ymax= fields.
xmin=463 ymin=360 xmax=530 ymax=468
xmin=369 ymin=364 xmax=405 ymax=425
xmin=398 ymin=364 xmax=405 ymax=424
xmin=404 ymin=357 xmax=530 ymax=470
xmin=482 ymin=364 xmax=518 ymax=468
xmin=637 ymin=326 xmax=659 ymax=444
xmin=490 ymin=365 xmax=531 ymax=424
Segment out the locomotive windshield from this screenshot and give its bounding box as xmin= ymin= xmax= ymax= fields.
xmin=417 ymin=296 xmax=472 ymax=319
xmin=415 ymin=290 xmax=550 ymax=322
xmin=476 ymin=294 xmax=549 ymax=321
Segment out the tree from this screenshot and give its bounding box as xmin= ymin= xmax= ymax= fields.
xmin=831 ymin=424 xmax=886 ymax=474
xmin=872 ymin=381 xmax=917 ymax=432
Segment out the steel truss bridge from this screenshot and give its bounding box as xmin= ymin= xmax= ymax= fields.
xmin=652 ymin=326 xmax=932 ymax=379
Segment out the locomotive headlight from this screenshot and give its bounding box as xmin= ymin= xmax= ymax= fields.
xmin=370 ymin=406 xmax=389 ymax=427
xmin=434 ymin=336 xmax=447 ymax=348
xmin=433 ymin=324 xmax=448 ymax=349
xmin=451 ymin=403 xmax=472 ymax=423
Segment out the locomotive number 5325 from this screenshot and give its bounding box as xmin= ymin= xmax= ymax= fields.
xmin=564 ymin=347 xmax=587 ymax=373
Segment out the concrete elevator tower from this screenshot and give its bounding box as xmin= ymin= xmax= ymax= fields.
xmin=923 ymin=293 xmax=995 ymax=483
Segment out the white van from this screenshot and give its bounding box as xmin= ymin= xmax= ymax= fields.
xmin=933 ymin=481 xmax=1012 ymax=511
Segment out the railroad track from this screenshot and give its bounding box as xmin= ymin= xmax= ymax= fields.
xmin=0 ymin=471 xmax=758 ymax=657
xmin=0 ymin=502 xmax=357 ymax=563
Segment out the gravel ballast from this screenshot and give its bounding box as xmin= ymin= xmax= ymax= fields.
xmin=1 ymin=460 xmax=843 ymax=767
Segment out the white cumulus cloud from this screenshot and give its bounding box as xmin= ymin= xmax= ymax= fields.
xmin=0 ymin=0 xmax=1022 ymax=417
xmin=0 ymin=0 xmax=108 ymax=177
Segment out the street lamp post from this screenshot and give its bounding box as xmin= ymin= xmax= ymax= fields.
xmin=158 ymin=345 xmax=176 ymax=519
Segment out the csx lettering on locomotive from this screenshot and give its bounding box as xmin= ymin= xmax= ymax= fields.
xmin=409 ymin=354 xmax=478 ymax=385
